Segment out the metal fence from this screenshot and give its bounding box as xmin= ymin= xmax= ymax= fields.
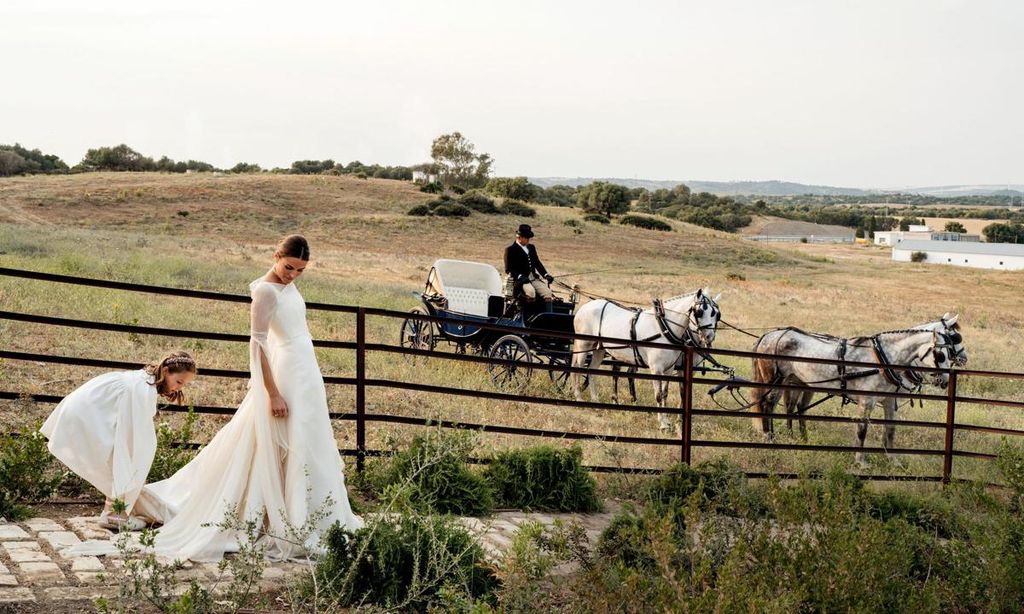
xmin=2 ymin=266 xmax=1022 ymax=485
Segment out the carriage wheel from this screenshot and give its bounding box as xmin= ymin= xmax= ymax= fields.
xmin=399 ymin=307 xmax=435 ymax=361
xmin=487 ymin=334 xmax=533 ymax=393
xmin=548 ymin=356 xmax=589 ymax=396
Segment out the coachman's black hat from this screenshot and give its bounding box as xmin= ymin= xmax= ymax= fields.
xmin=516 ymin=224 xmax=534 ymax=238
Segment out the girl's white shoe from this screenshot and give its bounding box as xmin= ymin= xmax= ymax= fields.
xmin=98 ymin=513 xmax=148 ymax=531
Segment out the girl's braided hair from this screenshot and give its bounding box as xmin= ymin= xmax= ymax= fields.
xmin=144 ymin=350 xmax=197 ymax=405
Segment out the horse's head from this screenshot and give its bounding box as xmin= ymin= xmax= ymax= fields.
xmin=912 ymin=329 xmax=958 ymax=388
xmin=688 ymin=288 xmax=722 ymax=347
xmin=913 ymin=312 xmax=967 ymax=367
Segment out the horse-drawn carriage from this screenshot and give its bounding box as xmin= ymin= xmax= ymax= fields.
xmin=399 ymin=259 xmax=580 ymax=392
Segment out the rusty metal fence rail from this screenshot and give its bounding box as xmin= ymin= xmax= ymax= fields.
xmin=2 ymin=266 xmax=1023 ymax=484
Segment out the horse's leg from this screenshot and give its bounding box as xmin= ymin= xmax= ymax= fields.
xmin=628 ymin=366 xmax=638 ymax=403
xmin=655 ymin=370 xmax=674 ymax=433
xmin=854 ymin=398 xmax=874 ymax=468
xmin=588 ymin=347 xmax=605 ymax=403
xmin=797 ymin=391 xmax=814 ymax=441
xmin=571 ymin=339 xmax=593 ymax=402
xmin=883 ymin=396 xmax=898 ymax=459
xmin=783 ymin=389 xmax=797 ymax=435
xmin=611 ymin=364 xmax=621 ymax=404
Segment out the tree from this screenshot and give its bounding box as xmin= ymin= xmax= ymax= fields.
xmin=79 ymin=144 xmax=155 ymax=172
xmin=982 ymin=222 xmax=1024 ymax=243
xmin=575 ymin=181 xmax=631 ymax=217
xmin=541 ymin=184 xmax=576 ymax=207
xmin=485 ymin=176 xmax=541 ymax=201
xmin=0 ymin=144 xmax=68 ymax=175
xmin=430 ymin=132 xmax=493 ymax=189
xmin=230 ymin=162 xmax=262 ymax=173
xmin=0 ymin=150 xmax=26 ymax=176
xmin=944 ymin=221 xmax=967 ymax=233
xmin=898 ymin=216 xmax=925 ymax=231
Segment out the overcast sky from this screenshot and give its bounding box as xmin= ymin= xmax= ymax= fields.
xmin=2 ymin=0 xmax=1021 ymax=188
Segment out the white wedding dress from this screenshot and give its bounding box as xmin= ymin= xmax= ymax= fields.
xmin=134 ymin=276 xmax=362 ymax=561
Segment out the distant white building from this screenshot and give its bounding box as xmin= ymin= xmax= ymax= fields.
xmin=412 ymin=170 xmax=438 ymax=184
xmin=874 ymin=225 xmax=980 ymax=245
xmin=892 ymin=240 xmax=1024 ymax=270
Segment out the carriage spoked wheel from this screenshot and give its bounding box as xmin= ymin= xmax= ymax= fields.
xmin=548 ymin=356 xmax=589 ymax=396
xmin=487 ymin=334 xmax=534 ymax=393
xmin=399 ymin=307 xmax=435 ymax=361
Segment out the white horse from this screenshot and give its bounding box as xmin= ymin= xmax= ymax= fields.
xmin=776 ymin=314 xmax=966 ymax=441
xmin=571 ymin=289 xmax=721 ymax=432
xmin=751 ymin=322 xmax=961 ymax=466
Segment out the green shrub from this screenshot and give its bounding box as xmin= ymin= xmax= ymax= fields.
xmin=419 ymin=181 xmax=444 ymax=193
xmin=563 ymin=219 xmax=581 ymax=228
xmin=147 ymin=408 xmax=200 ymax=482
xmin=432 ymin=203 xmax=473 ymax=218
xmin=458 ymin=191 xmax=499 ymax=214
xmin=407 ymin=204 xmax=432 ymax=216
xmin=647 ymin=460 xmax=746 ymax=513
xmin=867 ymin=490 xmax=963 ymax=539
xmin=582 ymin=213 xmax=610 ymax=224
xmin=484 ymin=445 xmax=600 ymax=512
xmin=426 ymin=195 xmax=453 ymax=209
xmin=0 ymin=423 xmax=64 ymax=520
xmin=370 ymin=429 xmax=493 ymax=516
xmin=497 ymin=199 xmax=536 ymax=217
xmin=619 ymin=214 xmax=672 ymax=231
xmin=911 ymin=251 xmax=927 ymax=262
xmin=308 ymin=514 xmax=498 ymax=611
xmin=355 ymin=171 xmax=368 ymax=180
xmin=450 ymin=185 xmax=467 ymax=195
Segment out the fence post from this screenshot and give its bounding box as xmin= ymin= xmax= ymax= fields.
xmin=682 ymin=346 xmax=694 ymax=465
xmin=356 ymin=307 xmax=366 ymax=473
xmin=942 ymin=370 xmax=958 ymax=485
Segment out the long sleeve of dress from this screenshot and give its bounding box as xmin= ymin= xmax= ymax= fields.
xmin=250 ymin=282 xmax=278 ymax=366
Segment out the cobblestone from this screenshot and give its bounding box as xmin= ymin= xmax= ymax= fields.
xmin=18 ymin=561 xmax=65 ymax=585
xmin=0 ymin=524 xmax=30 ymax=540
xmin=24 ymin=518 xmax=64 ymax=532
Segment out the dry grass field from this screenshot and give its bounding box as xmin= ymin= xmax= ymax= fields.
xmin=2 ymin=173 xmax=1023 ymax=488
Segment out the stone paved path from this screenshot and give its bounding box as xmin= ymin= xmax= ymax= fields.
xmin=0 ymin=509 xmax=615 ymax=606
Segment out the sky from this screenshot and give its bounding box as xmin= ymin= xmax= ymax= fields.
xmin=2 ymin=0 xmax=1021 ymax=188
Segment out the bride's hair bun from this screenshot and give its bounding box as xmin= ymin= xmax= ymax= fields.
xmin=275 ymin=235 xmax=310 ymax=261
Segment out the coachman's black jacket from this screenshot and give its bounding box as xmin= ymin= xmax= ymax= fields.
xmin=504 ymin=242 xmax=549 ymax=282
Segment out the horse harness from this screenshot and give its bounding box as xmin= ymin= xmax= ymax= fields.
xmin=598 ymin=296 xmax=716 ymax=370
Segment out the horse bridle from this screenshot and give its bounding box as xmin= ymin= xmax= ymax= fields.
xmin=873 ymin=329 xmax=959 ymax=391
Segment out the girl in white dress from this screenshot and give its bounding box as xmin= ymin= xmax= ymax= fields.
xmin=140 ymin=235 xmax=363 ymax=561
xmin=40 ymin=351 xmax=197 ymax=530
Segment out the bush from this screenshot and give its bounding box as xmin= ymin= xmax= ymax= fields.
xmin=497 ymin=199 xmax=536 ymax=217
xmin=369 ymin=429 xmax=493 ymax=516
xmin=563 ymin=219 xmax=581 ymax=228
xmin=484 ymin=446 xmax=601 ymax=513
xmin=458 ymin=191 xmax=499 ymax=214
xmin=0 ymin=423 xmax=64 ymax=520
xmin=407 ymin=204 xmax=432 ymax=216
xmin=583 ymin=213 xmax=610 ymax=224
xmin=911 ymin=251 xmax=927 ymax=262
xmin=419 ymin=181 xmax=444 ymax=194
xmin=486 ymin=176 xmax=541 ymax=201
xmin=355 ymin=171 xmax=368 ymax=180
xmin=308 ymin=514 xmax=498 ymax=611
xmin=648 ymin=460 xmax=746 ymax=513
xmin=619 ymin=214 xmax=672 ymax=232
xmin=432 ymin=204 xmax=473 ymax=218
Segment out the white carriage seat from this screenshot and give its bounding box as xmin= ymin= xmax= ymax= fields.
xmin=430 ymin=259 xmax=503 ymax=317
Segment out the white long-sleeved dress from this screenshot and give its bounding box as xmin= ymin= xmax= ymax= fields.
xmin=138 ymin=276 xmax=363 ymax=561
xmin=40 ymin=369 xmax=159 ymax=516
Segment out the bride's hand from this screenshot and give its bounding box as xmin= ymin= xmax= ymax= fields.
xmin=270 ymin=395 xmax=289 ymax=418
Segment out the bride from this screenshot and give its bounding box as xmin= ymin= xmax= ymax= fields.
xmin=138 ymin=234 xmax=362 ymax=561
